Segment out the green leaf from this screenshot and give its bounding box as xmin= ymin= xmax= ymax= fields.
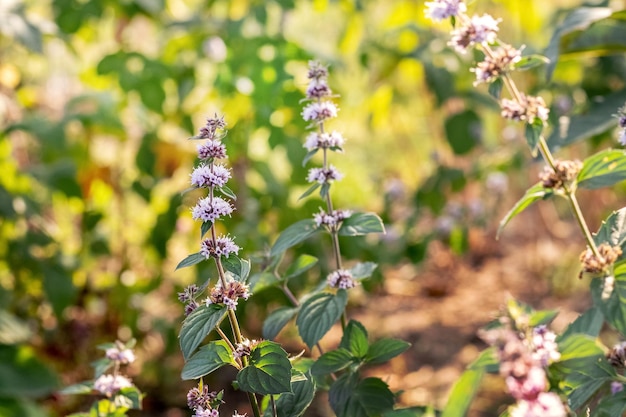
xmin=284 ymin=255 xmax=319 ymax=281
xmin=117 ymin=386 xmax=143 ymax=410
xmin=557 ymin=334 xmax=605 ymax=365
xmin=487 ymin=77 xmax=503 ymax=99
xmin=311 ymin=348 xmax=354 ymax=376
xmin=175 ymin=252 xmax=205 ymax=270
xmin=559 ymin=306 xmax=605 ymax=340
xmin=547 ymin=88 xmax=626 ymax=151
xmin=444 ymin=110 xmax=481 ymax=155
xmin=59 ymin=381 xmax=94 ymax=395
xmin=591 ymin=389 xmax=626 ymax=417
xmin=222 ymin=256 xmax=250 ymax=282
xmin=42 ymin=262 xmax=77 ymax=319
xmin=384 ymin=407 xmax=441 ymax=417
xmin=263 ymin=307 xmax=298 ymax=340
xmin=497 ymin=183 xmax=552 ymax=238
xmin=0 ymin=345 xmax=58 ymax=398
xmin=593 ymin=208 xmax=626 ymax=250
xmin=329 ymin=374 xmax=395 ymax=417
xmin=264 ymin=370 xmax=316 ymax=417
xmin=299 ymin=183 xmax=321 ymax=200
xmin=591 ymin=262 xmax=626 ymax=336
xmin=578 ymin=149 xmax=626 ymax=189
xmin=0 ymin=310 xmax=31 ymax=345
xmin=270 ymin=219 xmax=319 ymax=257
xmin=340 ymin=321 xmax=369 ymax=358
xmin=349 ymin=262 xmax=378 ymax=280
xmin=201 ymin=221 xmax=211 ymax=237
xmin=302 ymin=149 xmax=318 ymax=166
xmin=440 ymin=367 xmax=484 ymax=417
xmin=0 ymin=397 xmax=49 ymax=417
xmin=365 ymin=338 xmax=411 ymax=365
xmin=296 ymin=291 xmax=348 ymax=349
xmin=514 ymin=54 xmax=550 ymax=71
xmin=179 ymin=304 xmax=227 ymax=360
xmin=236 ymin=341 xmax=292 ymax=395
xmin=524 ymin=119 xmax=543 ymax=156
xmin=248 ymin=272 xmax=281 ymax=293
xmin=219 ymin=185 xmax=237 ymax=200
xmin=181 ymin=340 xmax=235 ymax=380
xmin=338 ymin=213 xmax=385 ymax=236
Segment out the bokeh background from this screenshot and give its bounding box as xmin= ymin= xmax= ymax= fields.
xmin=1 ymin=0 xmax=626 ymax=416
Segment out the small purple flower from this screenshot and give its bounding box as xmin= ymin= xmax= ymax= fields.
xmin=105 ymin=345 xmax=136 ymax=364
xmin=198 ymin=140 xmax=227 ymax=160
xmin=302 ymin=101 xmax=339 ymax=123
xmin=307 ymin=60 xmax=329 ymax=80
xmin=313 ymin=209 xmax=352 ymax=228
xmin=611 ymin=381 xmax=624 ymax=395
xmin=450 ymin=14 xmax=500 ymax=53
xmin=619 ymin=129 xmax=626 ymax=146
xmin=193 ymin=407 xmax=219 ymax=417
xmin=94 ymin=374 xmax=133 ymax=397
xmin=306 ymin=78 xmax=332 ymax=99
xmin=424 ymin=0 xmax=467 ymax=22
xmin=191 ymin=196 xmax=234 ymax=223
xmin=200 ymin=235 xmax=240 ymax=259
xmin=531 ymin=325 xmax=560 ymax=366
xmin=198 ymin=116 xmax=227 ymax=140
xmin=187 ymin=385 xmax=218 ymax=410
xmin=509 ymin=392 xmax=566 ymax=417
xmin=485 ymin=172 xmax=508 ymax=194
xmin=307 ymin=166 xmax=343 ymax=184
xmin=178 ymin=284 xmax=199 ymax=303
xmin=304 ymin=131 xmax=346 ymax=151
xmin=185 ymin=300 xmax=199 ymax=316
xmin=328 ymin=269 xmax=358 ymax=289
xmin=191 ymin=164 xmax=231 ymax=188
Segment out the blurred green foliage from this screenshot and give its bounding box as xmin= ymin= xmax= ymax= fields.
xmin=1 ymin=0 xmax=626 ymax=415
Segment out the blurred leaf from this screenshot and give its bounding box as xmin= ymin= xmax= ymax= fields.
xmin=0 ymin=310 xmax=31 ymax=345
xmin=559 ymin=307 xmax=604 ymax=341
xmin=340 ymin=321 xmax=369 ymax=358
xmin=296 ymin=290 xmax=347 ymax=349
xmin=263 ymin=370 xmax=315 ymax=417
xmin=263 ymin=307 xmax=298 ymax=340
xmin=59 ymin=381 xmax=94 ymax=395
xmin=524 ymin=119 xmax=543 ymax=156
xmin=299 ymin=183 xmax=320 ymax=200
xmin=578 ymin=149 xmax=626 ymax=189
xmin=181 ymin=340 xmax=235 ymax=380
xmin=0 ymin=397 xmax=49 ymax=417
xmin=365 ymin=338 xmax=411 ymax=365
xmin=498 ymin=183 xmax=553 ymax=238
xmin=441 ymin=366 xmax=484 ymax=417
xmin=117 ymin=386 xmax=143 ymax=410
xmin=338 ymin=213 xmax=385 ymax=236
xmin=488 ymin=77 xmax=503 ymax=99
xmin=349 ymin=262 xmax=377 ymax=280
xmin=176 ymin=252 xmax=205 ymax=270
xmin=270 ymin=219 xmax=318 ymax=258
xmin=329 ymin=374 xmax=394 ymax=417
xmin=284 ymin=255 xmax=319 ymax=281
xmin=591 ymin=261 xmax=626 ymax=336
xmin=179 ymin=304 xmax=227 ymax=360
xmin=0 ymin=345 xmax=58 ymax=397
xmin=311 ymin=349 xmax=354 ymax=376
xmin=0 ymin=1 xmax=43 ymax=53
xmin=514 ymin=54 xmax=550 ymax=71
xmin=591 ymin=389 xmax=626 ymax=417
xmin=150 ymin=194 xmax=182 ymax=258
xmin=423 ymin=61 xmax=456 ymax=106
xmin=444 ymin=110 xmax=481 ymax=155
xmin=384 ymin=407 xmax=441 ymax=417
xmin=547 ymin=88 xmax=626 ymax=151
xmin=236 ymin=341 xmax=292 ymax=395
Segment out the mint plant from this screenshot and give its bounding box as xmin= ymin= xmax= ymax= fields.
xmin=425 ymin=1 xmax=626 ymax=416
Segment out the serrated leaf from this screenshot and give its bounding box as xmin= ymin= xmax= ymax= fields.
xmin=591 ymin=261 xmax=626 ymax=336
xmin=236 ymin=341 xmax=292 ymax=395
xmin=270 ymin=219 xmax=319 ymax=258
xmin=578 ymin=149 xmax=626 ymax=189
xmin=179 ymin=304 xmax=227 ymax=360
xmin=559 ymin=307 xmax=604 ymax=341
xmin=524 ymin=119 xmax=543 ymax=156
xmin=338 ymin=213 xmax=385 ymax=236
xmin=181 ymin=340 xmax=235 ymax=380
xmin=263 ymin=307 xmax=298 ymax=340
xmin=299 ymin=183 xmax=321 ymax=200
xmin=329 ymin=374 xmax=395 ymax=417
xmin=340 ymin=321 xmax=369 ymax=358
xmin=176 ymin=252 xmax=205 ymax=270
xmin=514 ymin=54 xmax=550 ymax=71
xmin=497 ymin=183 xmax=552 ymax=238
xmin=365 ymin=338 xmax=411 ymax=365
xmin=311 ymin=349 xmax=354 ymax=376
xmin=349 ymin=262 xmax=377 ymax=280
xmin=263 ymin=370 xmax=316 ymax=417
xmin=284 ymin=255 xmax=319 ymax=281
xmin=296 ymin=291 xmax=348 ymax=349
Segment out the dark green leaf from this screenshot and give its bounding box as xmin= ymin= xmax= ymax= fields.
xmin=270 ymin=219 xmax=319 ymax=257
xmin=284 ymin=255 xmax=319 ymax=280
xmin=175 ymin=252 xmax=205 ymax=270
xmin=179 ymin=304 xmax=227 ymax=360
xmin=578 ymin=149 xmax=626 ymax=189
xmin=488 ymin=77 xmax=503 ymax=99
xmin=263 ymin=307 xmax=299 ymax=340
xmin=365 ymin=338 xmax=411 ymax=365
xmin=524 ymin=119 xmax=543 ymax=156
xmin=593 ymin=207 xmax=626 ymax=250
xmin=497 ymin=183 xmax=552 ymax=238
xmin=59 ymin=381 xmax=94 ymax=395
xmin=296 ymin=291 xmax=348 ymax=349
xmin=42 ymin=262 xmax=76 ymax=319
xmin=329 ymin=374 xmax=395 ymax=417
xmin=338 ymin=213 xmax=385 ymax=236
xmin=222 ymin=256 xmax=250 ymax=282
xmin=248 ymin=272 xmax=281 ymax=293
xmin=264 ymin=370 xmax=316 ymax=417
xmin=591 ymin=388 xmax=626 ymax=417
xmin=182 ymin=340 xmax=235 ymax=380
xmin=591 ymin=261 xmax=626 ymax=336
xmin=0 ymin=397 xmax=49 ymax=417
xmin=444 ymin=110 xmax=481 ymax=155
xmin=340 ymin=321 xmax=369 ymax=358
xmin=236 ymin=341 xmax=292 ymax=395
xmin=311 ymin=348 xmax=354 ymax=376
xmin=299 ymin=183 xmax=321 ymax=200
xmin=201 ymin=221 xmax=212 ymax=238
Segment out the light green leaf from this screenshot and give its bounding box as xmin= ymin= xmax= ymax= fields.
xmin=593 ymin=207 xmax=626 ymax=250
xmin=270 ymin=219 xmax=319 ymax=257
xmin=311 ymin=348 xmax=354 ymax=376
xmin=299 ymin=183 xmax=321 ymax=200
xmin=236 ymin=341 xmax=292 ymax=395
xmin=365 ymin=338 xmax=411 ymax=365
xmin=175 ymin=252 xmax=205 ymax=270
xmin=263 ymin=307 xmax=298 ymax=340
xmin=179 ymin=304 xmax=227 ymax=360
xmin=219 ymin=185 xmax=237 ymax=200
xmin=524 ymin=119 xmax=543 ymax=156
xmin=497 ymin=183 xmax=552 ymax=238
xmin=559 ymin=307 xmax=604 ymax=341
xmin=578 ymin=149 xmax=626 ymax=189
xmin=296 ymin=290 xmax=348 ymax=349
xmin=339 ymin=321 xmax=369 ymax=358
xmin=284 ymin=255 xmax=319 ymax=281
xmin=349 ymin=262 xmax=378 ymax=280
xmin=181 ymin=340 xmax=235 ymax=380
xmin=338 ymin=213 xmax=385 ymax=236
xmin=440 ymin=367 xmax=484 ymax=417
xmin=117 ymin=386 xmax=143 ymax=410
xmin=513 ymin=54 xmax=550 ymax=71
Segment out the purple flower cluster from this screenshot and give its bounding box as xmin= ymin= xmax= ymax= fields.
xmin=192 ymin=196 xmax=234 ymax=223
xmin=313 ymin=208 xmax=352 ymax=229
xmin=450 ymin=13 xmax=500 ymax=54
xmin=92 ymin=341 xmax=136 ymax=397
xmin=327 ymin=269 xmax=358 ymax=289
xmin=304 ymin=131 xmax=345 ymax=151
xmin=191 ymin=164 xmax=231 ymax=189
xmin=105 ymin=342 xmax=136 ymax=365
xmin=424 ymin=0 xmax=466 ymax=22
xmin=205 ymin=277 xmax=251 ymax=310
xmin=307 ymin=166 xmax=344 ymax=184
xmin=200 ymin=235 xmax=240 ymax=259
xmin=233 ymin=338 xmax=261 ymax=360
xmin=94 ymin=374 xmax=133 ymax=397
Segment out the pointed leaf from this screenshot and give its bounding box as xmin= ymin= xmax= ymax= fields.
xmin=219 ymin=185 xmax=237 ymax=200
xmin=559 ymin=307 xmax=604 ymax=341
xmin=365 ymin=338 xmax=411 ymax=365
xmin=176 ymin=252 xmax=205 ymax=270
xmin=236 ymin=341 xmax=292 ymax=395
xmin=59 ymin=381 xmax=94 ymax=395
xmin=488 ymin=77 xmax=503 ymax=99
xmin=329 ymin=374 xmax=395 ymax=417
xmin=284 ymin=255 xmax=319 ymax=281
xmin=302 ymin=149 xmax=318 ymax=166
xmin=222 ymin=256 xmax=250 ymax=282
xmin=514 ymin=54 xmax=550 ymax=71
xmin=296 ymin=291 xmax=348 ymax=349
xmin=578 ymin=149 xmax=626 ymax=189
xmin=311 ymin=348 xmax=354 ymax=376
xmin=498 ymin=183 xmax=552 ymax=238
xmin=440 ymin=367 xmax=484 ymax=417
xmin=181 ymin=340 xmax=236 ymax=380
xmin=263 ymin=307 xmax=298 ymax=340
xmin=349 ymin=262 xmax=378 ymax=280
xmin=270 ymin=219 xmax=319 ymax=257
xmin=201 ymin=221 xmax=212 ymax=237
xmin=591 ymin=261 xmax=626 ymax=336
xmin=338 ymin=213 xmax=385 ymax=236
xmin=524 ymin=119 xmax=543 ymax=155
xmin=299 ymin=183 xmax=321 ymax=200
xmin=179 ymin=304 xmax=227 ymax=360
xmin=339 ymin=321 xmax=369 ymax=358
xmin=264 ymin=370 xmax=316 ymax=417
